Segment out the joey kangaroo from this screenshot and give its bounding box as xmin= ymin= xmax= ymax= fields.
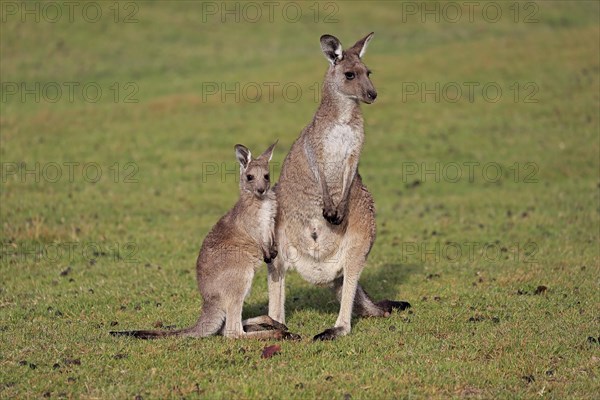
xmin=269 ymin=33 xmax=411 ymax=341
xmin=111 ymin=142 xmax=299 ymax=340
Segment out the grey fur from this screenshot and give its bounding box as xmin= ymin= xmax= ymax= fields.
xmin=111 ymin=142 xmax=300 ymax=340
xmin=268 ymin=33 xmax=410 ymax=341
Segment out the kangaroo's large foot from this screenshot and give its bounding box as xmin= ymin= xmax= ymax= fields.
xmin=243 ymin=315 xmax=288 ymax=332
xmin=376 ymin=300 xmax=411 ymax=316
xmin=242 ymin=324 xmax=301 ymax=341
xmin=280 ymin=331 xmax=302 ymax=341
xmin=313 ymin=326 xmax=348 ymax=341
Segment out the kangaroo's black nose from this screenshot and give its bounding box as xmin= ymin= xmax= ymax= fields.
xmin=257 ymin=188 xmax=265 ymax=194
xmin=367 ymin=90 xmax=377 ymax=101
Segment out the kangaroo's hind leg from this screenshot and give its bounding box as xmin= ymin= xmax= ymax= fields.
xmin=190 ymin=301 xmax=226 ymax=337
xmin=313 ymin=179 xmax=411 ymax=340
xmin=267 ymin=240 xmax=287 ymax=325
xmin=312 ymin=244 xmax=364 ymax=341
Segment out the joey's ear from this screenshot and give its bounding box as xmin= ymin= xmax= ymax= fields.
xmin=259 ymin=140 xmax=278 ymax=162
xmin=234 ymin=144 xmax=251 ymax=169
xmin=349 ymin=32 xmax=374 ymax=58
xmin=320 ymin=34 xmax=343 ymax=65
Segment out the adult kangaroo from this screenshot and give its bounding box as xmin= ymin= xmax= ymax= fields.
xmin=269 ymin=33 xmax=411 ymax=341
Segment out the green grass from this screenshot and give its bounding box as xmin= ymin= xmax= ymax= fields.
xmin=1 ymin=1 xmax=599 ymax=398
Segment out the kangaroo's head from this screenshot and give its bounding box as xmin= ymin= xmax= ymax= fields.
xmin=234 ymin=141 xmax=277 ymax=199
xmin=320 ymin=32 xmax=377 ymax=104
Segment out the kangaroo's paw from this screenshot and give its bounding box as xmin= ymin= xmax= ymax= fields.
xmin=376 ymin=300 xmax=412 ymax=316
xmin=269 ymin=248 xmax=278 ymax=261
xmin=263 ymin=246 xmax=278 ymax=263
xmin=263 ymin=248 xmax=276 ymax=264
xmin=323 ymin=207 xmax=344 ymax=225
xmin=313 ymin=326 xmax=347 ymax=341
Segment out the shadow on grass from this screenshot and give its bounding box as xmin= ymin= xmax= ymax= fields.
xmin=244 ymin=262 xmax=422 ymax=320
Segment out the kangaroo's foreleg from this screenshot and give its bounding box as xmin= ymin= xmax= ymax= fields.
xmin=263 ymin=239 xmax=278 ymax=264
xmin=333 ymin=155 xmax=359 ymax=224
xmin=315 ymin=160 xmax=337 ymax=224
xmin=321 ymin=154 xmax=359 ymax=226
xmin=305 ymin=142 xmax=341 ymax=225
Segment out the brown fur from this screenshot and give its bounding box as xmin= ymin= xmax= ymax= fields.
xmin=267 ymin=33 xmax=410 ymax=341
xmin=111 ymin=142 xmax=300 ymax=340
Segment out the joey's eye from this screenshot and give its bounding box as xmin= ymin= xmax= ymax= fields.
xmin=246 ymin=174 xmax=254 ymax=181
xmin=264 ymin=173 xmax=270 ymax=181
xmin=367 ymin=71 xmax=372 ymax=77
xmin=344 ymin=72 xmax=355 ymax=80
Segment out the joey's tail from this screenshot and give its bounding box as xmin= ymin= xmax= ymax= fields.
xmin=110 ymin=306 xmax=225 ymax=340
xmin=109 ymin=324 xmax=199 ymax=340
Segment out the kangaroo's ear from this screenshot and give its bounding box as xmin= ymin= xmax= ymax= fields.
xmin=234 ymin=144 xmax=251 ymax=169
xmin=349 ymin=32 xmax=374 ymax=58
xmin=320 ymin=34 xmax=343 ymax=65
xmin=260 ymin=140 xmax=278 ymax=162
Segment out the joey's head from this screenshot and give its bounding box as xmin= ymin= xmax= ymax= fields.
xmin=234 ymin=141 xmax=277 ymax=199
xmin=320 ymin=32 xmax=377 ymax=104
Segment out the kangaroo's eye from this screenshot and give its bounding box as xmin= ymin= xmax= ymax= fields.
xmin=264 ymin=174 xmax=270 ymax=181
xmin=344 ymin=72 xmax=355 ymax=80
xmin=246 ymin=174 xmax=254 ymax=181
xmin=367 ymin=70 xmax=372 ymax=77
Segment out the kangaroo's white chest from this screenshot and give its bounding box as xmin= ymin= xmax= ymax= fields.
xmin=323 ymin=124 xmax=360 ymax=163
xmin=320 ymin=124 xmax=362 ymax=204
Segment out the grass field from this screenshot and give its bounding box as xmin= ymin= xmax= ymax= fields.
xmin=1 ymin=1 xmax=599 ymax=398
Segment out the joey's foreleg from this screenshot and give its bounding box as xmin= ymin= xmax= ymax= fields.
xmin=263 ymin=228 xmax=278 ymax=263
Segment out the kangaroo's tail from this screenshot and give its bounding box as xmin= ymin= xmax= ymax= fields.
xmin=109 ymin=325 xmax=198 ymax=340
xmin=110 ymin=306 xmax=225 ymax=340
